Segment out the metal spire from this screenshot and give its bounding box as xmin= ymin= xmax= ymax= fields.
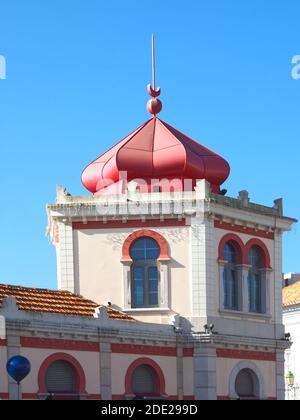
xmin=147 ymin=33 xmax=162 ymax=115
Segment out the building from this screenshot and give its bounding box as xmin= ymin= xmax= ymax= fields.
xmin=283 ymin=274 xmax=300 ymax=400
xmin=0 ymin=50 xmax=296 ymax=400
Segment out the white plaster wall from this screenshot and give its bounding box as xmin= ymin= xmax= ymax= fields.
xmin=20 ymin=348 xmax=101 ymax=395
xmin=111 ymin=354 xmax=177 ymax=396
xmin=216 ymin=358 xmax=276 ymax=398
xmin=284 ymin=309 xmax=300 ymax=388
xmin=0 ymin=347 xmax=7 ymax=394
xmin=74 ymin=226 xmax=191 ymax=317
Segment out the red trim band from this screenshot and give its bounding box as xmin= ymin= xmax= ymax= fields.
xmin=112 ymin=343 xmax=176 ymax=356
xmin=21 ymin=337 xmax=99 ymax=352
xmin=73 ymin=219 xmax=187 ymax=230
xmin=183 ymin=348 xmax=194 ymax=357
xmin=217 ymin=349 xmax=276 ymax=361
xmin=215 ymin=221 xmax=274 ymax=240
xmin=0 ymin=339 xmax=7 ymax=347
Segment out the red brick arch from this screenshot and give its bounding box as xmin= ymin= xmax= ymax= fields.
xmin=121 ymin=229 xmax=170 ymax=262
xmin=218 ymin=233 xmax=244 ymax=263
xmin=37 ymin=352 xmax=87 ymax=395
xmin=244 ymin=238 xmax=271 ymax=268
xmin=124 ymin=357 xmax=166 ymax=397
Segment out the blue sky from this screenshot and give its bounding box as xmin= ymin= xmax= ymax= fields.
xmin=0 ymin=1 xmax=299 ymax=289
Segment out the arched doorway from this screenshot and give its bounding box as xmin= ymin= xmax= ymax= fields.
xmin=45 ymin=360 xmax=79 ymax=400
xmin=235 ymin=369 xmax=258 ymax=400
xmin=125 ymin=358 xmax=166 ymax=399
xmin=131 ymin=364 xmax=158 ymax=396
xmin=38 ymin=353 xmax=87 ymax=400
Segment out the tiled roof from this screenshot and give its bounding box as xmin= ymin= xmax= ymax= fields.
xmin=282 ymin=281 xmax=300 ymax=307
xmin=0 ymin=284 xmax=135 ymax=321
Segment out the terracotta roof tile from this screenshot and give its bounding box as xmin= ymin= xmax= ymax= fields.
xmin=282 ymin=282 xmax=300 ymax=307
xmin=0 ymin=284 xmax=135 ymax=322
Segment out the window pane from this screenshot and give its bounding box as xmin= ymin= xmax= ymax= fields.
xmin=133 ymin=267 xmax=144 ymax=306
xmin=248 ymin=271 xmax=262 ymax=313
xmin=130 ymin=238 xmax=160 ymax=260
xmin=148 ymin=267 xmax=158 ymax=305
xmin=224 ymin=268 xmax=238 ymax=310
xmin=224 ymin=242 xmax=236 ymax=263
xmin=223 ymin=270 xmax=227 ymax=308
xmin=248 ymin=246 xmax=262 ymax=268
xmin=229 ymin=270 xmax=237 ymax=309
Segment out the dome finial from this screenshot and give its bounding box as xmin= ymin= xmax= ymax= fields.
xmin=147 ymin=33 xmax=162 ymax=115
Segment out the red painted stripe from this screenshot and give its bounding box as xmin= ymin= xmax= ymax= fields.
xmin=267 ymin=397 xmax=277 ymax=400
xmin=73 ymin=219 xmax=187 ymax=230
xmin=21 ymin=337 xmax=99 ymax=352
xmin=22 ymin=393 xmax=39 ymax=400
xmin=87 ymin=394 xmax=102 ymax=400
xmin=217 ymin=348 xmax=276 ymax=362
xmin=112 ymin=343 xmax=177 ymax=356
xmin=112 ymin=395 xmax=126 ymax=400
xmin=0 ymin=339 xmax=7 ymax=346
xmin=183 ymin=348 xmax=194 ymax=357
xmin=0 ymin=393 xmax=9 ymax=399
xmin=217 ymin=396 xmax=230 ymax=400
xmin=214 ymin=221 xmax=274 ymax=240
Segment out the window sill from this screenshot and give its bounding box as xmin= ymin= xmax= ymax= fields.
xmin=123 ymin=307 xmax=171 ymax=314
xmin=219 ymin=309 xmax=272 ymax=320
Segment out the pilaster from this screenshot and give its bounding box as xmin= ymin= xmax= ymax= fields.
xmin=99 ymin=341 xmax=112 ymax=400
xmin=57 ymin=222 xmax=75 ymax=292
xmin=193 ymin=343 xmax=217 ymax=400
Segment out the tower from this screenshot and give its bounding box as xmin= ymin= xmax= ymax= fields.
xmin=47 ymin=37 xmax=296 ymax=399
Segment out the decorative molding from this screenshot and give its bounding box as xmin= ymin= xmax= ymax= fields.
xmin=216 ymin=348 xmax=276 ymax=361
xmin=218 ymin=233 xmax=272 ymax=269
xmin=214 ymin=221 xmax=275 ymax=240
xmin=21 ymin=337 xmax=99 ymax=352
xmin=121 ymin=229 xmax=170 ymax=262
xmin=218 ymin=233 xmax=244 ymax=263
xmin=244 ymin=238 xmax=271 ymax=268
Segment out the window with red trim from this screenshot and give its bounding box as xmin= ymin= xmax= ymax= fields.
xmin=130 ymin=238 xmax=160 ymax=308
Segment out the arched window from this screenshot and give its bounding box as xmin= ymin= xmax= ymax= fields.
xmin=130 ymin=238 xmax=160 ymax=308
xmin=45 ymin=360 xmax=78 ymax=397
xmin=131 ymin=365 xmax=158 ymax=396
xmin=235 ymin=369 xmax=259 ymax=400
xmin=223 ymin=242 xmax=240 ymax=311
xmin=247 ymin=246 xmax=266 ymax=313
